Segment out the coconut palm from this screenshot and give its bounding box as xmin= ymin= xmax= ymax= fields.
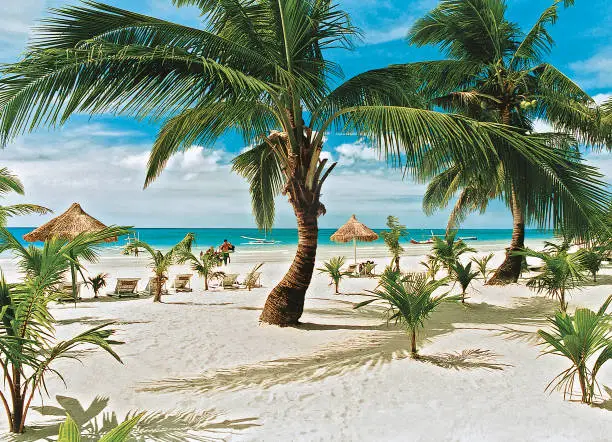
xmin=538 ymin=295 xmax=612 ymax=404
xmin=431 ymin=231 xmax=475 ymax=272
xmin=404 ymin=0 xmax=609 ymax=284
xmin=421 ymin=255 xmax=442 ymax=281
xmin=124 ymin=233 xmax=194 ymax=302
xmin=86 ymin=272 xmax=109 ymax=298
xmin=317 ymin=256 xmax=351 ymax=294
xmin=0 ymin=0 xmax=599 ymax=326
xmin=515 ymin=244 xmax=586 ymax=311
xmin=380 ymin=215 xmax=408 ymax=271
xmin=451 ymin=260 xmax=478 ymax=303
xmin=471 ymin=253 xmax=494 ymax=280
xmin=355 ymin=272 xmax=457 ymax=356
xmin=0 ymin=167 xmax=50 ymax=225
xmin=0 ymin=231 xmax=123 ymax=433
xmin=175 ymin=247 xmax=224 ymax=291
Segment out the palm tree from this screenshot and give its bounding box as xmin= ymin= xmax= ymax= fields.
xmin=515 ymin=243 xmax=586 ymax=311
xmin=471 ymin=253 xmax=494 ymax=280
xmin=404 ymin=0 xmax=609 ymax=284
xmin=577 ymin=247 xmax=604 ymax=282
xmin=380 ymin=215 xmax=408 ymax=271
xmin=0 ymin=1 xmax=595 ymax=326
xmin=317 ymin=256 xmax=351 ymax=294
xmin=431 ymin=231 xmax=475 ymax=272
xmin=0 ymin=167 xmax=50 ymax=225
xmin=59 ymin=413 xmax=143 ymax=441
xmin=356 ymin=272 xmax=457 ymax=356
xmin=421 ymin=255 xmax=442 ymax=281
xmin=175 ymin=247 xmax=224 ymax=291
xmin=86 ymin=272 xmax=109 ymax=298
xmin=538 ymin=295 xmax=612 ymax=404
xmin=0 ymin=231 xmax=123 ymax=433
xmin=451 ymin=260 xmax=478 ymax=303
xmin=124 ymin=233 xmax=194 ymax=302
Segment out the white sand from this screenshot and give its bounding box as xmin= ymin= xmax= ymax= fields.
xmin=1 ymin=246 xmax=611 ymax=441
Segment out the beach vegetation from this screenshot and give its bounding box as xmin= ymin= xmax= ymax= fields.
xmin=58 ymin=412 xmax=143 ymax=442
xmin=538 ymin=295 xmax=612 ymax=404
xmin=355 ymin=272 xmax=457 ymax=357
xmin=471 ymin=253 xmax=494 ymax=281
xmin=407 ymin=0 xmax=609 ymax=285
xmin=450 ymin=260 xmax=478 ymax=303
xmin=124 ymin=233 xmax=195 ymax=302
xmin=514 ymin=244 xmax=586 ymax=311
xmin=0 ymin=230 xmax=123 ymax=433
xmin=431 ymin=232 xmax=475 ymax=272
xmin=86 ymin=272 xmax=109 ymax=298
xmin=380 ymin=216 xmax=408 ymax=272
xmin=317 ymin=257 xmax=351 ymax=294
xmin=577 ymin=247 xmax=604 ymax=282
xmin=421 ymin=255 xmax=442 ymax=281
xmin=176 ymin=247 xmax=224 ymax=291
xmin=0 ymin=1 xmax=595 ymax=326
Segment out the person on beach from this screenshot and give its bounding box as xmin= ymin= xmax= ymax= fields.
xmin=219 ymin=239 xmax=234 ymax=265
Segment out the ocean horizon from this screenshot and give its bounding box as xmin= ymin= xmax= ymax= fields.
xmin=6 ymin=227 xmax=555 ymax=250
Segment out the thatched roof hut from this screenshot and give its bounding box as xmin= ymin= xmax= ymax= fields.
xmin=331 ymin=215 xmax=379 ymax=264
xmin=23 ymin=202 xmax=116 ymax=243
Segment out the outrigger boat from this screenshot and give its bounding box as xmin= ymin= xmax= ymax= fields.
xmin=240 ymin=235 xmax=280 ymax=245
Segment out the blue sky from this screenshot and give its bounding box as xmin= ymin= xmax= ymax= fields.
xmin=0 ymin=0 xmax=610 ymax=229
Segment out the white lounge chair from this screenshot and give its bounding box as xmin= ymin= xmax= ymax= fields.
xmin=222 ymin=274 xmax=240 ymax=290
xmin=172 ymin=274 xmax=193 ymax=292
xmin=107 ymin=278 xmax=140 ymax=298
xmin=243 ymin=272 xmax=262 ymax=290
xmin=56 ymin=281 xmax=84 ymax=302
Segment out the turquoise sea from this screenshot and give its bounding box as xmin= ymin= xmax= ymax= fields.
xmin=6 ymin=227 xmax=555 ymax=250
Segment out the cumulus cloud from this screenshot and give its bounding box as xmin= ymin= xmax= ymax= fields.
xmin=569 ymin=47 xmax=612 ymax=89
xmin=335 ymin=140 xmax=380 ymax=165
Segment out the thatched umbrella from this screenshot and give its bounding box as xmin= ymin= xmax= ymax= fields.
xmin=330 ymin=214 xmax=379 ymax=264
xmin=23 ymin=203 xmax=116 ymax=302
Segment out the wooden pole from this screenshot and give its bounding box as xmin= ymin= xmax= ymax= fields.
xmin=353 ymin=238 xmax=357 ymax=265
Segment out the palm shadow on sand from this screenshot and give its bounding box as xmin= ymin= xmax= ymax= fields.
xmin=139 ymin=296 xmax=555 ymax=395
xmin=10 ymin=395 xmax=259 ymax=441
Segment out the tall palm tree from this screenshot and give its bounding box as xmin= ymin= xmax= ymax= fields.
xmin=0 ymin=167 xmax=50 ymax=225
xmin=0 ymin=1 xmax=602 ymax=325
xmin=403 ymin=0 xmax=609 ymax=284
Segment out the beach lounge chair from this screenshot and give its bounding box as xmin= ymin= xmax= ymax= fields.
xmin=107 ymin=278 xmax=140 ymax=298
xmin=172 ymin=274 xmax=193 ymax=292
xmin=360 ymin=262 xmax=377 ymax=277
xmin=222 ymin=274 xmax=240 ymax=290
xmin=243 ymin=272 xmax=262 ymax=290
xmin=345 ymin=263 xmax=358 ymax=276
xmin=56 ymin=281 xmax=84 ymax=302
xmin=145 ymin=277 xmax=169 ymax=296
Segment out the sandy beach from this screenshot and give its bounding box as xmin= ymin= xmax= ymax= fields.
xmin=0 ymin=243 xmax=609 ymax=441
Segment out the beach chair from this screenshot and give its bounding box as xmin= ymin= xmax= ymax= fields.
xmin=222 ymin=274 xmax=240 ymax=290
xmin=360 ymin=262 xmax=377 ymax=277
xmin=243 ymin=272 xmax=262 ymax=290
xmin=145 ymin=277 xmax=169 ymax=296
xmin=345 ymin=263 xmax=358 ymax=276
xmin=171 ymin=274 xmax=193 ymax=292
xmin=107 ymin=278 xmax=140 ymax=298
xmin=56 ymin=281 xmax=83 ymax=302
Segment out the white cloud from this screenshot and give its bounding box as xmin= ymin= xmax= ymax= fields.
xmin=335 ymin=140 xmax=380 ymax=165
xmin=364 ymin=25 xmax=410 ymax=45
xmin=593 ymin=93 xmax=611 ymax=105
xmin=532 ymin=119 xmax=553 ymax=133
xmin=569 ymin=47 xmax=612 ymax=89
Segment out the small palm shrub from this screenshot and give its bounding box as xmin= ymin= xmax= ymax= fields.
xmin=318 ymin=257 xmax=351 ymax=293
xmin=87 ymin=272 xmax=109 ymax=298
xmin=515 ymin=246 xmax=586 ymax=312
xmin=355 ymin=272 xmax=458 ymax=357
xmin=58 ymin=413 xmax=143 ymax=441
xmin=471 ymin=253 xmax=494 ymax=280
xmin=431 ymin=231 xmax=475 ymax=272
xmin=380 ymin=215 xmax=408 ymax=271
xmin=421 ymin=255 xmax=442 ymax=281
xmin=176 ymin=247 xmax=224 ymax=290
xmin=578 ymin=248 xmax=604 ymax=282
xmin=125 ymin=233 xmax=195 ymax=301
xmin=538 ymin=296 xmax=612 ymax=404
xmin=451 ymin=261 xmax=478 ymax=303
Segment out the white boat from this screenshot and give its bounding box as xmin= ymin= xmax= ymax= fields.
xmin=240 ymin=235 xmax=279 ymax=245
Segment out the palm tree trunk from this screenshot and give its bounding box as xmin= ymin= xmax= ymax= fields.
xmin=154 ymin=277 xmax=163 ymax=302
xmin=334 ymin=280 xmax=339 ymax=294
xmin=410 ymin=329 xmax=417 ymax=357
xmin=488 ymin=188 xmax=525 ymax=285
xmin=260 ymin=208 xmax=318 ymax=326
xmin=394 ymin=256 xmax=400 ymax=272
xmin=11 ymin=370 xmax=23 ymax=433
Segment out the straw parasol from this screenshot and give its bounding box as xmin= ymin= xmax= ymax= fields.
xmin=330 ymin=214 xmax=379 ymax=264
xmin=23 ymin=203 xmax=116 ymax=303
xmin=23 ymin=202 xmax=116 ymax=243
